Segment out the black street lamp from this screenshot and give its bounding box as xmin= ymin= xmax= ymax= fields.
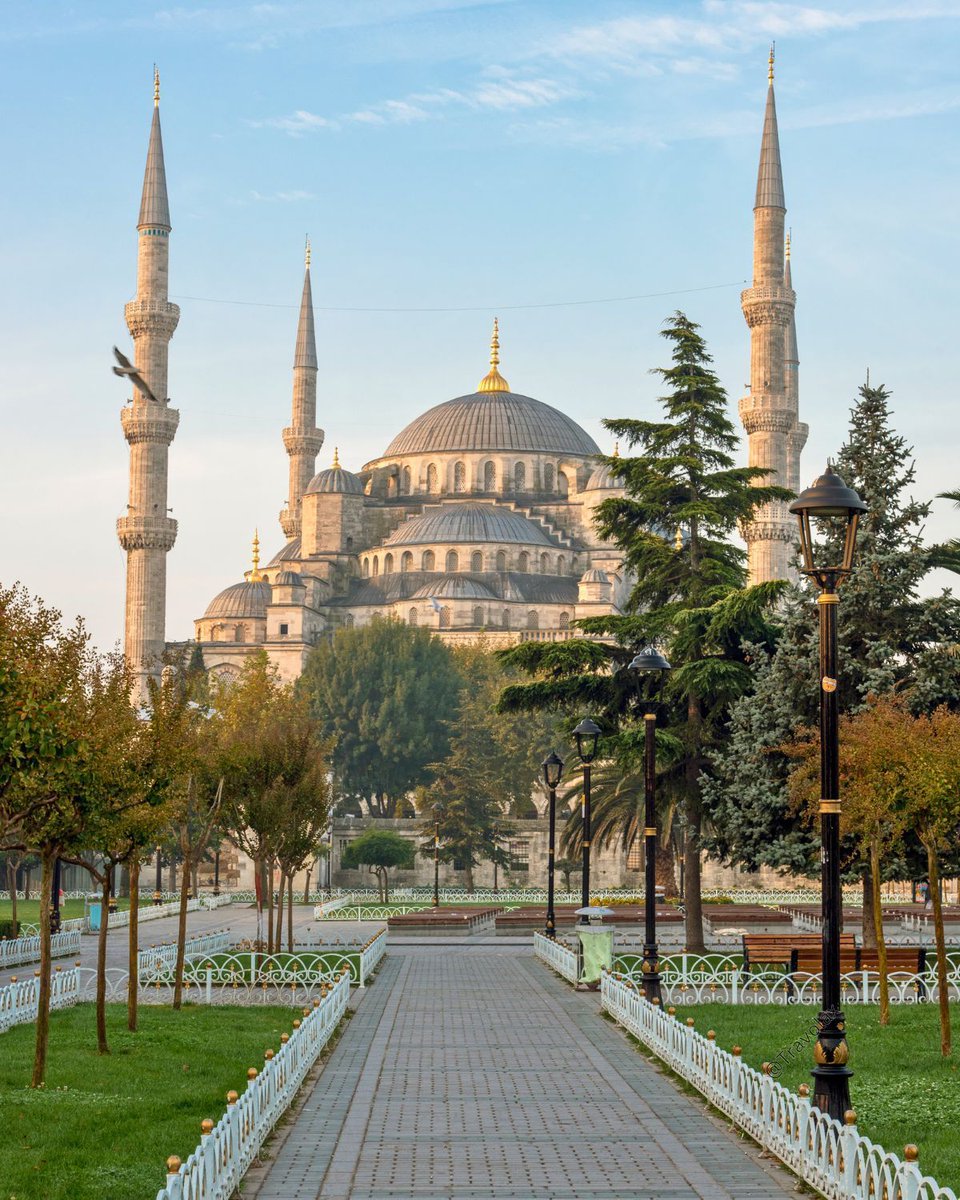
xmin=541 ymin=752 xmax=565 ymax=939
xmin=628 ymin=646 xmax=672 ymax=1006
xmin=572 ymin=718 xmax=601 ymax=925
xmin=154 ymin=845 xmax=163 ymax=905
xmin=50 ymin=858 xmax=62 ymax=935
xmin=790 ymin=462 xmax=867 ymax=1122
xmin=432 ymin=813 xmax=441 ymax=908
xmin=213 ymin=848 xmax=221 ymax=896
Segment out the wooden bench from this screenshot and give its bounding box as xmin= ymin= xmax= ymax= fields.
xmin=741 ymin=933 xmax=857 ymax=975
xmin=792 ymin=946 xmax=927 ymax=995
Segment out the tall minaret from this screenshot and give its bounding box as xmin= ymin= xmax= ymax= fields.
xmin=739 ymin=48 xmax=806 ymax=583
xmin=279 ymin=241 xmax=324 ymax=541
xmin=783 ymin=232 xmax=809 ymax=507
xmin=117 ymin=69 xmax=180 ymax=702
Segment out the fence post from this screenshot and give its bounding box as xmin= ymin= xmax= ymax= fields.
xmin=899 ymin=1145 xmax=922 ymax=1200
xmin=206 ymin=968 xmax=212 ymax=1005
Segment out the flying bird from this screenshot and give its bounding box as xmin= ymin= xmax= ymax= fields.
xmin=112 ymin=346 xmax=158 ymax=403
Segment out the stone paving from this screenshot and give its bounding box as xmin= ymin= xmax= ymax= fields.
xmin=245 ymin=944 xmax=803 ymax=1200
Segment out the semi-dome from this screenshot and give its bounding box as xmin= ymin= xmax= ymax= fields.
xmin=383 ymin=503 xmax=555 ymax=548
xmin=274 ymin=570 xmax=304 ymax=587
xmin=586 ymin=460 xmax=623 ymax=490
xmin=411 ymin=576 xmax=498 ymax=601
xmin=203 ymin=580 xmax=271 ymax=619
xmin=579 ymin=568 xmax=609 ymax=584
xmin=305 ymin=449 xmax=364 ymax=496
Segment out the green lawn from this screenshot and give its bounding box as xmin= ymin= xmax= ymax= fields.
xmin=0 ymin=898 xmax=131 ymax=925
xmin=0 ymin=1002 xmax=302 ymax=1200
xmin=677 ymin=1002 xmax=960 ymax=1191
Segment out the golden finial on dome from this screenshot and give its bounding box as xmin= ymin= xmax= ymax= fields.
xmin=675 ymin=526 xmax=683 ymax=552
xmin=613 ymin=441 xmax=620 ymax=458
xmin=768 ymin=43 xmax=775 ymax=85
xmin=250 ymin=529 xmax=265 ymax=582
xmin=305 ymin=235 xmax=311 ymax=269
xmin=332 ymin=446 xmax=340 ymax=468
xmin=154 ymin=65 xmax=160 ymax=107
xmin=477 ymin=317 xmax=510 ymax=394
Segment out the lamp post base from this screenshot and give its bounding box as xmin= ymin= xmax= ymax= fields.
xmin=811 ymin=1007 xmax=853 ymax=1122
xmin=544 ymin=920 xmax=556 ymax=940
xmin=640 ymin=942 xmax=662 ymax=1007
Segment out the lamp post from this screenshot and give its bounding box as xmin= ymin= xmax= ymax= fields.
xmin=541 ymin=752 xmax=565 ymax=938
xmin=789 ymin=462 xmax=867 ymax=1122
xmin=433 ymin=813 xmax=440 ymax=908
xmin=628 ymin=646 xmax=672 ymax=1007
xmin=50 ymin=858 xmax=62 ymax=935
xmin=572 ymin=718 xmax=601 ymax=925
xmin=153 ymin=845 xmax=163 ymax=905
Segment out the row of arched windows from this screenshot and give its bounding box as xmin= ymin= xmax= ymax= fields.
xmin=394 ymin=461 xmax=570 ymax=496
xmin=405 ymin=608 xmax=570 ymax=630
xmin=361 ymin=549 xmax=570 ymax=577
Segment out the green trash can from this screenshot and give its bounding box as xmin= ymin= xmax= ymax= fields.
xmin=87 ymin=900 xmax=102 ymax=931
xmin=574 ymin=906 xmax=616 ymax=986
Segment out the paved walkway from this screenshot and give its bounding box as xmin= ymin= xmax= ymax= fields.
xmin=245 ymin=945 xmax=802 ymax=1200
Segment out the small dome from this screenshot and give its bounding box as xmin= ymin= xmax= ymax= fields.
xmin=586 ymin=460 xmax=623 ymax=490
xmin=203 ymin=580 xmax=272 ymax=619
xmin=411 ymin=576 xmax=498 ymax=601
xmin=383 ymin=502 xmax=555 ymax=548
xmin=267 ymin=538 xmax=301 ymax=565
xmin=579 ymin=568 xmax=609 ymax=584
xmin=305 ymin=465 xmax=364 ymax=495
xmin=274 ymin=570 xmax=304 ymax=587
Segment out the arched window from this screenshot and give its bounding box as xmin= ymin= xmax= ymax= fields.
xmin=387 ymin=474 xmax=398 ymax=498
xmin=557 ymin=470 xmax=569 ymax=498
xmin=473 ymin=606 xmax=484 ymax=627
xmin=372 ymin=555 xmax=379 ymax=577
xmin=409 ymin=608 xmax=418 ymax=625
xmin=384 ymin=553 xmax=394 ymax=575
xmin=344 ymin=614 xmax=355 ymax=628
xmin=502 ymin=609 xmax=510 ymax=629
xmin=544 ymin=463 xmax=554 ymax=492
xmin=439 ymin=605 xmax=451 ymax=629
xmin=234 ymin=624 xmax=246 ymax=643
xmin=427 ymin=464 xmax=439 ymax=493
xmin=484 ymin=461 xmax=496 ymax=492
xmin=559 ymin=611 xmax=570 ymax=630
xmin=362 ymin=558 xmax=370 ymax=578
xmin=446 ymin=550 xmax=459 ymax=572
xmin=454 ymin=461 xmax=466 ymax=493
xmin=471 ymin=551 xmax=483 ymax=573
xmin=557 ymin=554 xmax=566 ymax=575
xmin=422 ymin=549 xmax=435 ymax=571
xmin=527 ymin=610 xmax=539 ymax=630
xmin=401 ymin=466 xmax=411 ymax=495
xmin=514 ymin=461 xmax=525 ymax=491
xmin=518 ymin=551 xmax=529 ymax=572
xmin=401 ymin=551 xmax=413 ymax=573
xmin=496 ymin=549 xmax=507 ymax=573
xmin=539 ymin=552 xmax=549 ymax=574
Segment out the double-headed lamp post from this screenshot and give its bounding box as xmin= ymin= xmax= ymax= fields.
xmin=789 ymin=462 xmax=867 ymax=1122
xmin=572 ymin=718 xmax=601 ymax=925
xmin=628 ymin=646 xmax=672 ymax=1007
xmin=541 ymin=752 xmax=565 ymax=938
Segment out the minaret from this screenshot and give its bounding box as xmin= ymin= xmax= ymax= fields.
xmin=739 ymin=48 xmax=806 ymax=583
xmin=117 ymin=69 xmax=180 ymax=702
xmin=783 ymin=233 xmax=809 ymax=504
xmin=279 ymin=240 xmax=324 ymax=540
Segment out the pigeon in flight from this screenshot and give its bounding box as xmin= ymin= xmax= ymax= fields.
xmin=112 ymin=346 xmax=159 ymax=404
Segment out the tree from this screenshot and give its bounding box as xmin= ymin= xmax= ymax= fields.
xmin=341 ymin=828 xmax=415 ymax=901
xmin=706 ymin=381 xmax=960 ymax=907
xmin=299 ymin=619 xmax=462 ymax=817
xmin=555 ymin=857 xmax=579 ymax=893
xmin=500 ymin=313 xmax=787 ymax=951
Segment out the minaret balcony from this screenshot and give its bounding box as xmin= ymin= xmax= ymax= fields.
xmin=124 ymin=298 xmax=180 ymax=340
xmin=280 ymin=507 xmax=301 ymax=540
xmin=738 ymin=402 xmax=796 ymax=434
xmin=121 ymin=404 xmax=180 ymax=445
xmin=116 ymin=514 xmax=178 ymax=552
xmin=282 ymin=427 xmax=325 ymax=456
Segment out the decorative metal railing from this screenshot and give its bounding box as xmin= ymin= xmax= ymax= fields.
xmin=600 ymin=972 xmax=957 ymax=1200
xmin=357 ymin=928 xmax=387 ymax=987
xmin=154 ymin=970 xmax=351 ymax=1200
xmin=137 ymin=931 xmax=232 ymax=979
xmin=315 ymin=904 xmax=428 ymax=921
xmin=0 ymin=929 xmax=81 ymax=969
xmin=0 ymin=967 xmax=80 ymax=1032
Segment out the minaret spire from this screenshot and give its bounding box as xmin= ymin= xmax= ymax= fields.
xmin=118 ymin=72 xmax=181 ymax=702
xmin=280 ymin=247 xmax=324 ymax=540
xmin=739 ymin=52 xmax=807 ymax=584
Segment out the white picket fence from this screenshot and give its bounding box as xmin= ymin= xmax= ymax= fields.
xmin=137 ymin=931 xmax=232 ymax=979
xmin=600 ymin=972 xmax=957 ymax=1200
xmin=0 ymin=929 xmax=81 ymax=969
xmin=533 ymin=932 xmax=579 ymax=984
xmin=154 ymin=970 xmax=351 ymax=1200
xmin=0 ymin=967 xmax=80 ymax=1033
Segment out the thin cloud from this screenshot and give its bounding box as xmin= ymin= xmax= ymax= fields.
xmin=249 ymin=189 xmax=315 ymax=202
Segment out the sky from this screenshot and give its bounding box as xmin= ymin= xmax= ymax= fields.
xmin=1 ymin=0 xmax=958 ymax=650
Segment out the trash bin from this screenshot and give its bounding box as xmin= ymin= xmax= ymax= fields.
xmin=574 ymin=906 xmax=616 ymax=986
xmin=87 ymin=900 xmax=102 ymax=931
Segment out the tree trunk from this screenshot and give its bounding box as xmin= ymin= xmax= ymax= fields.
xmin=7 ymin=859 xmax=18 ymax=932
xmin=655 ymin=838 xmax=679 ymax=898
xmin=464 ymin=862 xmax=474 ymax=891
xmin=682 ymin=798 xmax=705 ymax=953
xmin=275 ymin=872 xmax=285 ymax=951
xmin=127 ymin=858 xmax=140 ymax=1032
xmin=97 ymin=873 xmax=111 ymax=1054
xmin=861 ymin=868 xmax=878 ymax=949
xmin=287 ymin=874 xmax=294 ymax=953
xmin=31 ymin=852 xmax=54 ymax=1087
xmin=191 ymin=862 xmax=199 ymax=898
xmin=927 ymin=841 xmax=952 ymax=1057
xmin=869 ymin=839 xmax=889 ymax=1026
xmin=265 ymin=861 xmax=275 ymax=955
xmin=23 ymin=867 xmax=32 ymax=901
xmin=172 ymin=851 xmax=191 ymax=1011
xmin=303 ymin=866 xmax=311 ymax=905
